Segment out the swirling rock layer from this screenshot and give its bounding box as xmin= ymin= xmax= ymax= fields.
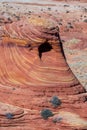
xmin=0 ymin=14 xmax=87 ymax=130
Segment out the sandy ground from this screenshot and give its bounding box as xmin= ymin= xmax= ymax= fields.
xmin=0 ymin=0 xmax=87 ymax=90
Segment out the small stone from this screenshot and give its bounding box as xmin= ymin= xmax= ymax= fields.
xmin=41 ymin=9 xmax=43 ymax=11
xmin=61 ymin=40 xmax=65 ymax=42
xmin=48 ymin=7 xmax=51 ymax=11
xmin=66 ymin=11 xmax=70 ymax=13
xmin=67 ymin=23 xmax=74 ymax=29
xmin=16 ymin=16 xmax=20 ymax=21
xmin=12 ymin=88 xmax=16 ymax=90
xmin=60 ymin=19 xmax=63 ymax=22
xmin=58 ymin=22 xmax=62 ymax=25
xmin=67 ymin=22 xmax=71 ymax=25
xmin=55 ymin=10 xmax=57 ymax=12
xmin=83 ymin=19 xmax=87 ymax=23
xmin=64 ymin=5 xmax=69 ymax=7
xmin=29 ymin=11 xmax=32 ymax=13
xmin=84 ymin=8 xmax=87 ymax=12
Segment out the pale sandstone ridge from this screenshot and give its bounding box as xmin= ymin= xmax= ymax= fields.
xmin=0 ymin=14 xmax=87 ymax=130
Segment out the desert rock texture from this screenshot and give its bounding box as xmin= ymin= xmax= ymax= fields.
xmin=0 ymin=0 xmax=87 ymax=130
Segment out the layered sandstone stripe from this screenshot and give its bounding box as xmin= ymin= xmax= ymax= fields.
xmin=0 ymin=14 xmax=87 ymax=129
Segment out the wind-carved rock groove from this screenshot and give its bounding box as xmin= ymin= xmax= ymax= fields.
xmin=0 ymin=14 xmax=87 ymax=130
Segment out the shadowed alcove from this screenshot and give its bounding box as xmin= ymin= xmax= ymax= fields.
xmin=38 ymin=41 xmax=52 ymax=59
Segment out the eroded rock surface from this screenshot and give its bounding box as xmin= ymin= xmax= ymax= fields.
xmin=0 ymin=14 xmax=87 ymax=130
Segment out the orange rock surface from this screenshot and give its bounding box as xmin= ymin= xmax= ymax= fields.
xmin=0 ymin=14 xmax=87 ymax=130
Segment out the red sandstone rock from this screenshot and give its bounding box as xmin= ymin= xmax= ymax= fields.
xmin=0 ymin=14 xmax=87 ymax=130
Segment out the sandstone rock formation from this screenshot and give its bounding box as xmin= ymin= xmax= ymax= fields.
xmin=0 ymin=14 xmax=87 ymax=130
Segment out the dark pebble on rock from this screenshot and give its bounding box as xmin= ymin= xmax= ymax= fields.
xmin=64 ymin=5 xmax=69 ymax=7
xmin=48 ymin=7 xmax=51 ymax=10
xmin=58 ymin=22 xmax=62 ymax=25
xmin=66 ymin=11 xmax=70 ymax=13
xmin=83 ymin=19 xmax=87 ymax=23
